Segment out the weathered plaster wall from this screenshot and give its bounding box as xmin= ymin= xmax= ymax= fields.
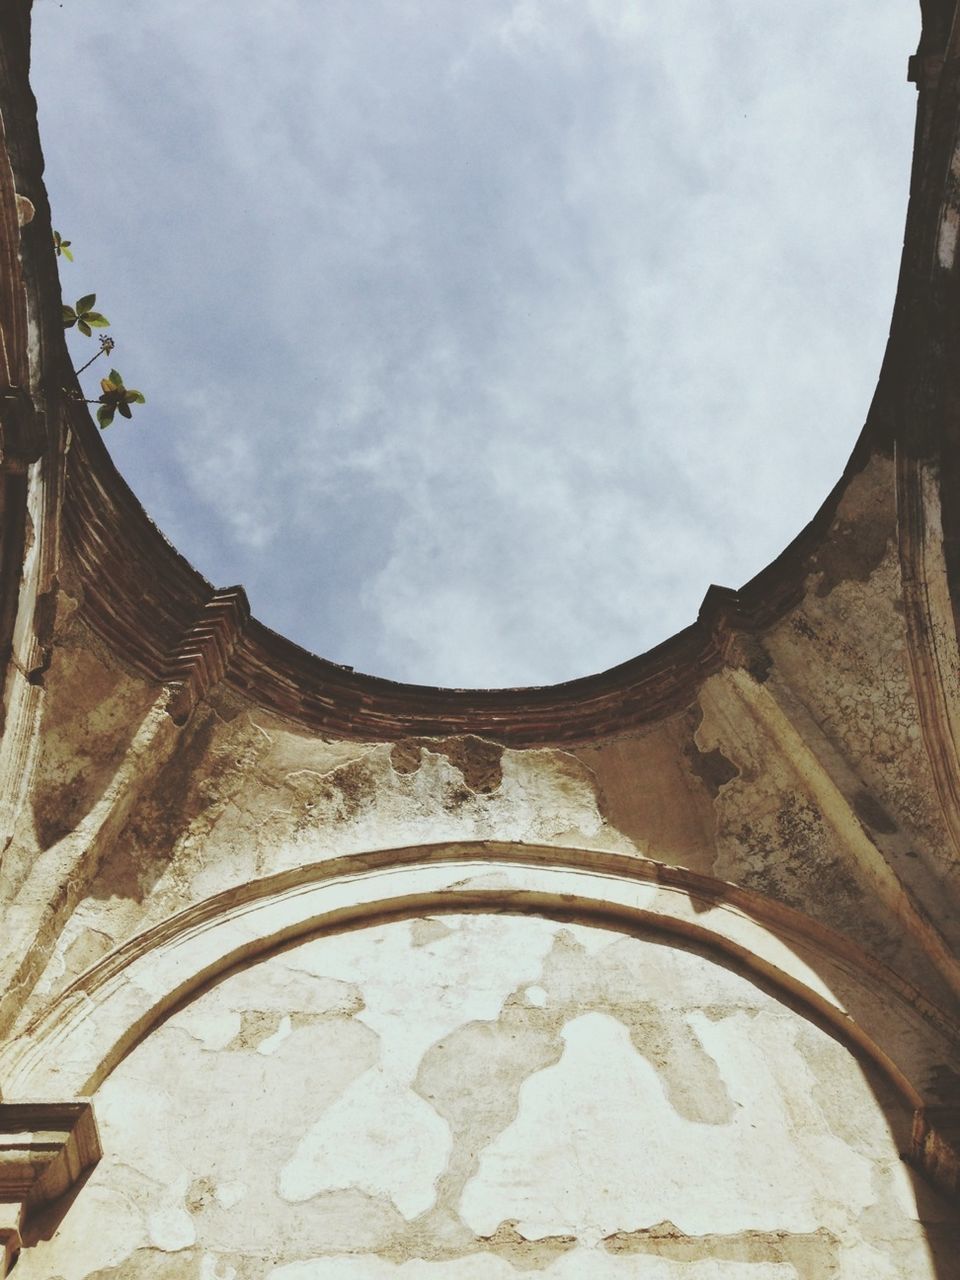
xmin=17 ymin=915 xmax=954 ymax=1279
xmin=3 ymin=4 xmax=960 ymax=1274
xmin=15 ymin=461 xmax=960 ymax=1027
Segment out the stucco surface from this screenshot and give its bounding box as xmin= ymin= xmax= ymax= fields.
xmin=2 ymin=4 xmax=960 ymax=1274
xmin=17 ymin=915 xmax=954 ymax=1279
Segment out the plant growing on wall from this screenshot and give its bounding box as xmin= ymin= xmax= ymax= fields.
xmin=55 ymin=230 xmax=147 ymax=428
xmin=95 ymin=369 xmax=145 ymax=428
xmin=62 ymin=292 xmax=108 ymax=337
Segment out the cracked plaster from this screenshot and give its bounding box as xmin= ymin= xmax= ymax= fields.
xmin=15 ymin=915 xmax=954 ymax=1279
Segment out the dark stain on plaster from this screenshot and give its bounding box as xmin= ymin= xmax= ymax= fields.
xmin=185 ymin=1175 xmax=218 ymax=1214
xmin=25 ymin=645 xmax=50 ymax=685
xmin=389 ymin=734 xmax=503 ymax=793
xmin=686 ymin=745 xmax=740 ymax=798
xmin=852 ymin=789 xmax=899 ymax=835
xmin=390 ymin=738 xmax=423 ymax=774
xmin=30 ymin=643 xmax=158 ymax=852
xmin=732 ymin=635 xmax=773 ymax=684
xmin=441 ymin=735 xmax=503 ymax=793
xmin=443 ymin=784 xmax=475 ymax=811
xmin=792 ymin=614 xmax=818 ymax=642
xmin=927 ymin=1062 xmax=960 ymax=1103
xmin=316 ymin=757 xmax=377 ymax=820
xmin=812 ymin=511 xmax=890 ymax=599
xmin=683 ymin=705 xmax=740 ymax=798
xmin=723 ymin=794 xmax=882 ymax=945
xmin=33 ymin=580 xmax=59 ymax=638
xmin=33 ymin=772 xmax=92 ymax=847
xmin=89 ymin=710 xmax=222 ymax=902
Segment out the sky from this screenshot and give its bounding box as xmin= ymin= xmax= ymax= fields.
xmin=30 ymin=1 xmax=918 ymax=689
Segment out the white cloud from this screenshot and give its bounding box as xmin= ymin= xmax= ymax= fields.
xmin=31 ymin=0 xmax=917 ymax=686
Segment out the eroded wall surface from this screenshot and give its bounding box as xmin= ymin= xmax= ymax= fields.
xmin=3 ymin=3 xmax=960 ymax=1275
xmin=18 ymin=916 xmax=956 ymax=1279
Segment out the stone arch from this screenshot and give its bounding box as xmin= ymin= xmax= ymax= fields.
xmin=1 ymin=841 xmax=954 ymax=1110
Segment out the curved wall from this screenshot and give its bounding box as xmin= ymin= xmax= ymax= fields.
xmin=16 ymin=911 xmax=957 ymax=1279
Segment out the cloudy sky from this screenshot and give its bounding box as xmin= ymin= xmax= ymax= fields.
xmin=30 ymin=1 xmax=917 ymax=688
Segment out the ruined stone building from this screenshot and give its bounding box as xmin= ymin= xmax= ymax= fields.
xmin=2 ymin=1 xmax=960 ymax=1276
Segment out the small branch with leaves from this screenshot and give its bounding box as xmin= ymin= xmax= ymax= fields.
xmin=95 ymin=370 xmax=145 ymax=428
xmin=55 ymin=230 xmax=148 ymax=430
xmin=67 ymin=368 xmax=146 ymax=428
xmin=73 ymin=334 xmax=115 ymax=376
xmin=62 ymin=293 xmax=109 ymax=337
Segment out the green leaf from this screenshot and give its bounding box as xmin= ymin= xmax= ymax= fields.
xmin=118 ymin=401 xmax=132 ymax=419
xmin=84 ymin=312 xmax=110 ymax=327
xmin=61 ymin=246 xmax=73 ymax=262
xmin=77 ymin=318 xmax=92 ymax=337
xmin=62 ymin=305 xmax=77 ymax=326
xmin=75 ymin=293 xmax=96 ymax=314
xmin=127 ymin=390 xmax=146 ymax=404
xmin=96 ymin=404 xmax=115 ymax=428
xmin=108 ymin=369 xmax=124 ymax=387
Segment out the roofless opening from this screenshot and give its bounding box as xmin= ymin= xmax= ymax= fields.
xmin=33 ymin=1 xmax=916 ymax=689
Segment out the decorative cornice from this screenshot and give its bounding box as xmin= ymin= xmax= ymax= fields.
xmin=0 ymin=1100 xmax=100 ymax=1205
xmin=0 ymin=1100 xmax=101 ymax=1278
xmin=60 ymin=385 xmax=870 ymax=745
xmin=20 ymin=0 xmax=960 ymax=753
xmin=164 ymin=585 xmax=251 ymax=725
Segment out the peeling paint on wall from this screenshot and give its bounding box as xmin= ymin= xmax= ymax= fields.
xmin=16 ymin=916 xmax=952 ymax=1279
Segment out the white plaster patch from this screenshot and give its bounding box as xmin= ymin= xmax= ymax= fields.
xmin=460 ymin=1009 xmax=877 ymax=1240
xmin=94 ymin=1078 xmax=189 ymax=1188
xmin=281 ymin=914 xmax=557 ymax=1078
xmin=688 ymin=1011 xmax=879 ymax=1229
xmin=210 ymin=958 xmax=364 ymax=1018
xmin=147 ymin=1180 xmax=196 ymax=1251
xmin=13 ymin=1184 xmax=146 ymax=1280
xmin=279 ymin=1065 xmax=451 ymax=1218
xmin=11 ymin=916 xmax=942 ymax=1280
xmin=257 ymin=1012 xmax=293 ymax=1054
xmin=167 ymin=1004 xmax=243 ymax=1051
xmin=215 ymin=1180 xmax=246 ymax=1208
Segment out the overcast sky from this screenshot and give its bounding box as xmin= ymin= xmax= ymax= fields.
xmin=30 ymin=1 xmax=917 ymax=688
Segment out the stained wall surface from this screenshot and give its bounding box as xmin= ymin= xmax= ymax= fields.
xmin=18 ymin=915 xmax=955 ymax=1279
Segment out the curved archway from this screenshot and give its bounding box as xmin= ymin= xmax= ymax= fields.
xmin=9 ymin=855 xmax=959 ymax=1278
xmin=2 ymin=843 xmax=953 ymax=1106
